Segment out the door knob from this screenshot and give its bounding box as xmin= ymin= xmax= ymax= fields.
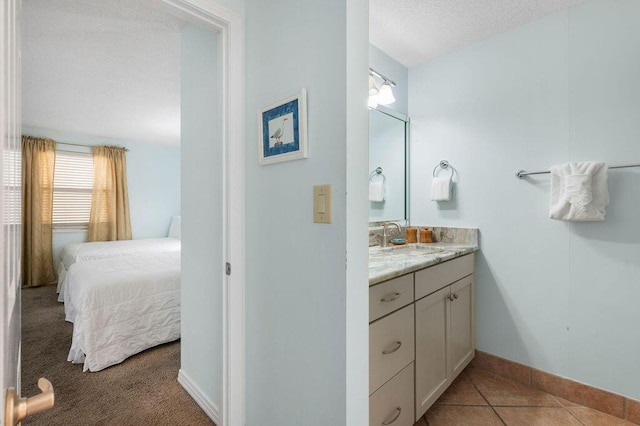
xmin=4 ymin=377 xmax=55 ymax=426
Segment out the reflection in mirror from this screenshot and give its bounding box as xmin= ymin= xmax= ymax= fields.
xmin=369 ymin=107 xmax=408 ymax=224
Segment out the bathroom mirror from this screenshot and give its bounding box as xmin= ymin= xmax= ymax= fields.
xmin=369 ymin=106 xmax=409 ymax=224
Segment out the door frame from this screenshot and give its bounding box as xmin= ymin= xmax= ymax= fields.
xmin=1 ymin=0 xmax=22 ymax=416
xmin=160 ymin=1 xmax=245 ymax=425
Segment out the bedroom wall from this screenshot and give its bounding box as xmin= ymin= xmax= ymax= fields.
xmin=244 ymin=0 xmax=369 ymax=425
xmin=408 ymin=0 xmax=640 ymax=400
xmin=179 ymin=24 xmax=223 ymax=415
xmin=21 ymin=127 xmax=180 ymax=264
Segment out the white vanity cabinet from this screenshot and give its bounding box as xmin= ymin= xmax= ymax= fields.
xmin=369 ymin=253 xmax=475 ymax=425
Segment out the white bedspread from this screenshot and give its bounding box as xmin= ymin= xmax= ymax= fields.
xmin=57 ymin=238 xmax=181 ymax=301
xmin=66 ymin=251 xmax=181 ymax=372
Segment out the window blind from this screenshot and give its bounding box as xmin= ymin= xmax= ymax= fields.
xmin=2 ymin=149 xmax=21 ymax=225
xmin=53 ymin=151 xmax=93 ymax=229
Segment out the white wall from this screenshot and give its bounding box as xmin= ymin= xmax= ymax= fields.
xmin=21 ymin=127 xmax=180 ymax=263
xmin=409 ymin=0 xmax=640 ymax=400
xmin=369 ymin=44 xmax=408 ymax=116
xmin=244 ymin=0 xmax=369 ymax=424
xmin=180 ymin=24 xmax=223 ymax=412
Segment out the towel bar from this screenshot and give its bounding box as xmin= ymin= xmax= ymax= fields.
xmin=433 ymin=160 xmax=454 ymax=178
xmin=516 ymin=163 xmax=640 ymax=179
xmin=369 ymin=167 xmax=386 ymax=184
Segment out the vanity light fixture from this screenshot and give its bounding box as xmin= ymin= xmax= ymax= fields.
xmin=368 ymin=67 xmax=396 ymax=107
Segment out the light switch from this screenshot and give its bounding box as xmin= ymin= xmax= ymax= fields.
xmin=313 ymin=184 xmax=332 ymax=224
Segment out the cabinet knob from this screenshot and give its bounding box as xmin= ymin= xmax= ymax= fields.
xmin=446 ymin=295 xmax=455 ymax=302
xmin=380 ymin=292 xmax=401 ymax=303
xmin=382 ymin=341 xmax=402 ymax=355
xmin=381 ymin=407 xmax=402 ymax=425
xmin=453 ymin=293 xmax=459 ymax=300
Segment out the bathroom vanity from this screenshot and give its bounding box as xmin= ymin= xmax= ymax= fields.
xmin=368 ymin=238 xmax=479 ymax=425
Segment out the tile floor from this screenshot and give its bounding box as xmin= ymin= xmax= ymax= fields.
xmin=415 ymin=367 xmax=639 ymax=426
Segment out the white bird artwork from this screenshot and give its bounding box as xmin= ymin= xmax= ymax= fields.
xmin=270 ymin=117 xmax=288 ymax=146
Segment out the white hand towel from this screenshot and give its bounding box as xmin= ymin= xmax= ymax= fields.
xmin=549 ymin=161 xmax=609 ymax=221
xmin=431 ymin=177 xmax=452 ymax=201
xmin=369 ymin=180 xmax=385 ymax=202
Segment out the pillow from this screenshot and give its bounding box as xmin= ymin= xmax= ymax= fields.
xmin=168 ymin=215 xmax=181 ymax=239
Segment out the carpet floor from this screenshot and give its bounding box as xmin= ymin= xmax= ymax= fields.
xmin=21 ymin=284 xmax=215 ymax=425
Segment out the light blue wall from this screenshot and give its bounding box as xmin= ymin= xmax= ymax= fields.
xmin=179 ymin=24 xmax=223 ymax=412
xmin=22 ymin=127 xmax=180 ymax=264
xmin=245 ymin=0 xmax=369 ymax=424
xmin=409 ymin=0 xmax=640 ymax=400
xmin=369 ymin=44 xmax=408 ymax=116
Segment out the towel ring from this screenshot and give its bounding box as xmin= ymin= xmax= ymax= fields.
xmin=433 ymin=160 xmax=454 ymax=178
xmin=369 ymin=167 xmax=386 ymax=185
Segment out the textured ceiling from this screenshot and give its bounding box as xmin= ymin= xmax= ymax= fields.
xmin=370 ymin=0 xmax=589 ymax=67
xmin=22 ymin=0 xmax=186 ymax=146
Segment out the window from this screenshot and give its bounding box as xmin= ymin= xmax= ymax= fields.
xmin=53 ymin=151 xmax=93 ymax=230
xmin=2 ymin=148 xmax=21 ymax=225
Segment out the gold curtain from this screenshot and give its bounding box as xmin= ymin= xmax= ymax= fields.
xmin=22 ymin=136 xmax=56 ymax=287
xmin=87 ymin=146 xmax=132 ymax=242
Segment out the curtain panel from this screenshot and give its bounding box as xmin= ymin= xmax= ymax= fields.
xmin=87 ymin=146 xmax=132 ymax=242
xmin=21 ymin=136 xmax=56 ymax=287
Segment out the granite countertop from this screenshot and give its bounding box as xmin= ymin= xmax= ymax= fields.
xmin=369 ymin=242 xmax=479 ymax=286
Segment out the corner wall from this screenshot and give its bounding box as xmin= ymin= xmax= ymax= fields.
xmin=409 ymin=0 xmax=640 ymax=400
xmin=244 ymin=0 xmax=369 ymax=424
xmin=180 ymin=23 xmax=223 ymax=415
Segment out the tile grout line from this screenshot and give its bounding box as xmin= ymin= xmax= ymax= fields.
xmin=550 ymin=395 xmax=587 ymax=426
xmin=467 ymin=373 xmax=508 ymax=426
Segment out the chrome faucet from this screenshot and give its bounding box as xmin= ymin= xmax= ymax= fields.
xmin=380 ymin=222 xmax=402 ymax=247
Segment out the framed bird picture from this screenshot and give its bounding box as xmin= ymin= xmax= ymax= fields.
xmin=258 ymin=88 xmax=308 ymax=165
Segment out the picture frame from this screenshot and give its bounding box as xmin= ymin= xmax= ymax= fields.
xmin=258 ymin=89 xmax=308 ymax=165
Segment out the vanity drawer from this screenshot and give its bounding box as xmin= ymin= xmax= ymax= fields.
xmin=369 ymin=274 xmax=414 ymax=322
xmin=369 ymin=362 xmax=414 ymax=426
xmin=369 ymin=304 xmax=414 ymax=394
xmin=415 ymin=253 xmax=474 ymax=300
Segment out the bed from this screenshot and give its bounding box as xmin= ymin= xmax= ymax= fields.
xmin=57 ymin=237 xmax=181 ymax=302
xmin=65 ymin=251 xmax=181 ymax=372
xmin=57 ymin=215 xmax=181 ymax=302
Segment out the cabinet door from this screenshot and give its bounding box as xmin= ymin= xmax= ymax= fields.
xmin=449 ymin=275 xmax=475 ymax=379
xmin=415 ymin=286 xmax=450 ymax=421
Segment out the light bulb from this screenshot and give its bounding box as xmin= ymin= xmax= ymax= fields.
xmin=377 ymin=82 xmax=396 ymax=105
xmin=368 ymin=94 xmax=378 ymax=109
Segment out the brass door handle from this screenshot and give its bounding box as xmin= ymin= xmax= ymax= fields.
xmin=4 ymin=377 xmax=55 ymax=425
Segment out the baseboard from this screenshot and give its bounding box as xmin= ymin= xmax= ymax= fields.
xmin=471 ymin=350 xmax=640 ymax=424
xmin=178 ymin=369 xmax=220 ymax=424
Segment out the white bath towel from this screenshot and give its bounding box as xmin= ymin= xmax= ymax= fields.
xmin=431 ymin=177 xmax=452 ymax=201
xmin=369 ymin=180 xmax=385 ymax=202
xmin=549 ymin=161 xmax=609 ymax=221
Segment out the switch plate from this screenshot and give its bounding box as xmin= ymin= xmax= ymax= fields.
xmin=313 ymin=184 xmax=332 ymax=224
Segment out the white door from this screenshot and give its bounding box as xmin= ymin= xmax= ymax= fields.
xmin=2 ymin=2 xmax=55 ymax=424
xmin=1 ymin=0 xmax=23 ymax=423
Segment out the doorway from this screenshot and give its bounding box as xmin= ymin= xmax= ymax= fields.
xmin=1 ymin=1 xmax=244 ymax=425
